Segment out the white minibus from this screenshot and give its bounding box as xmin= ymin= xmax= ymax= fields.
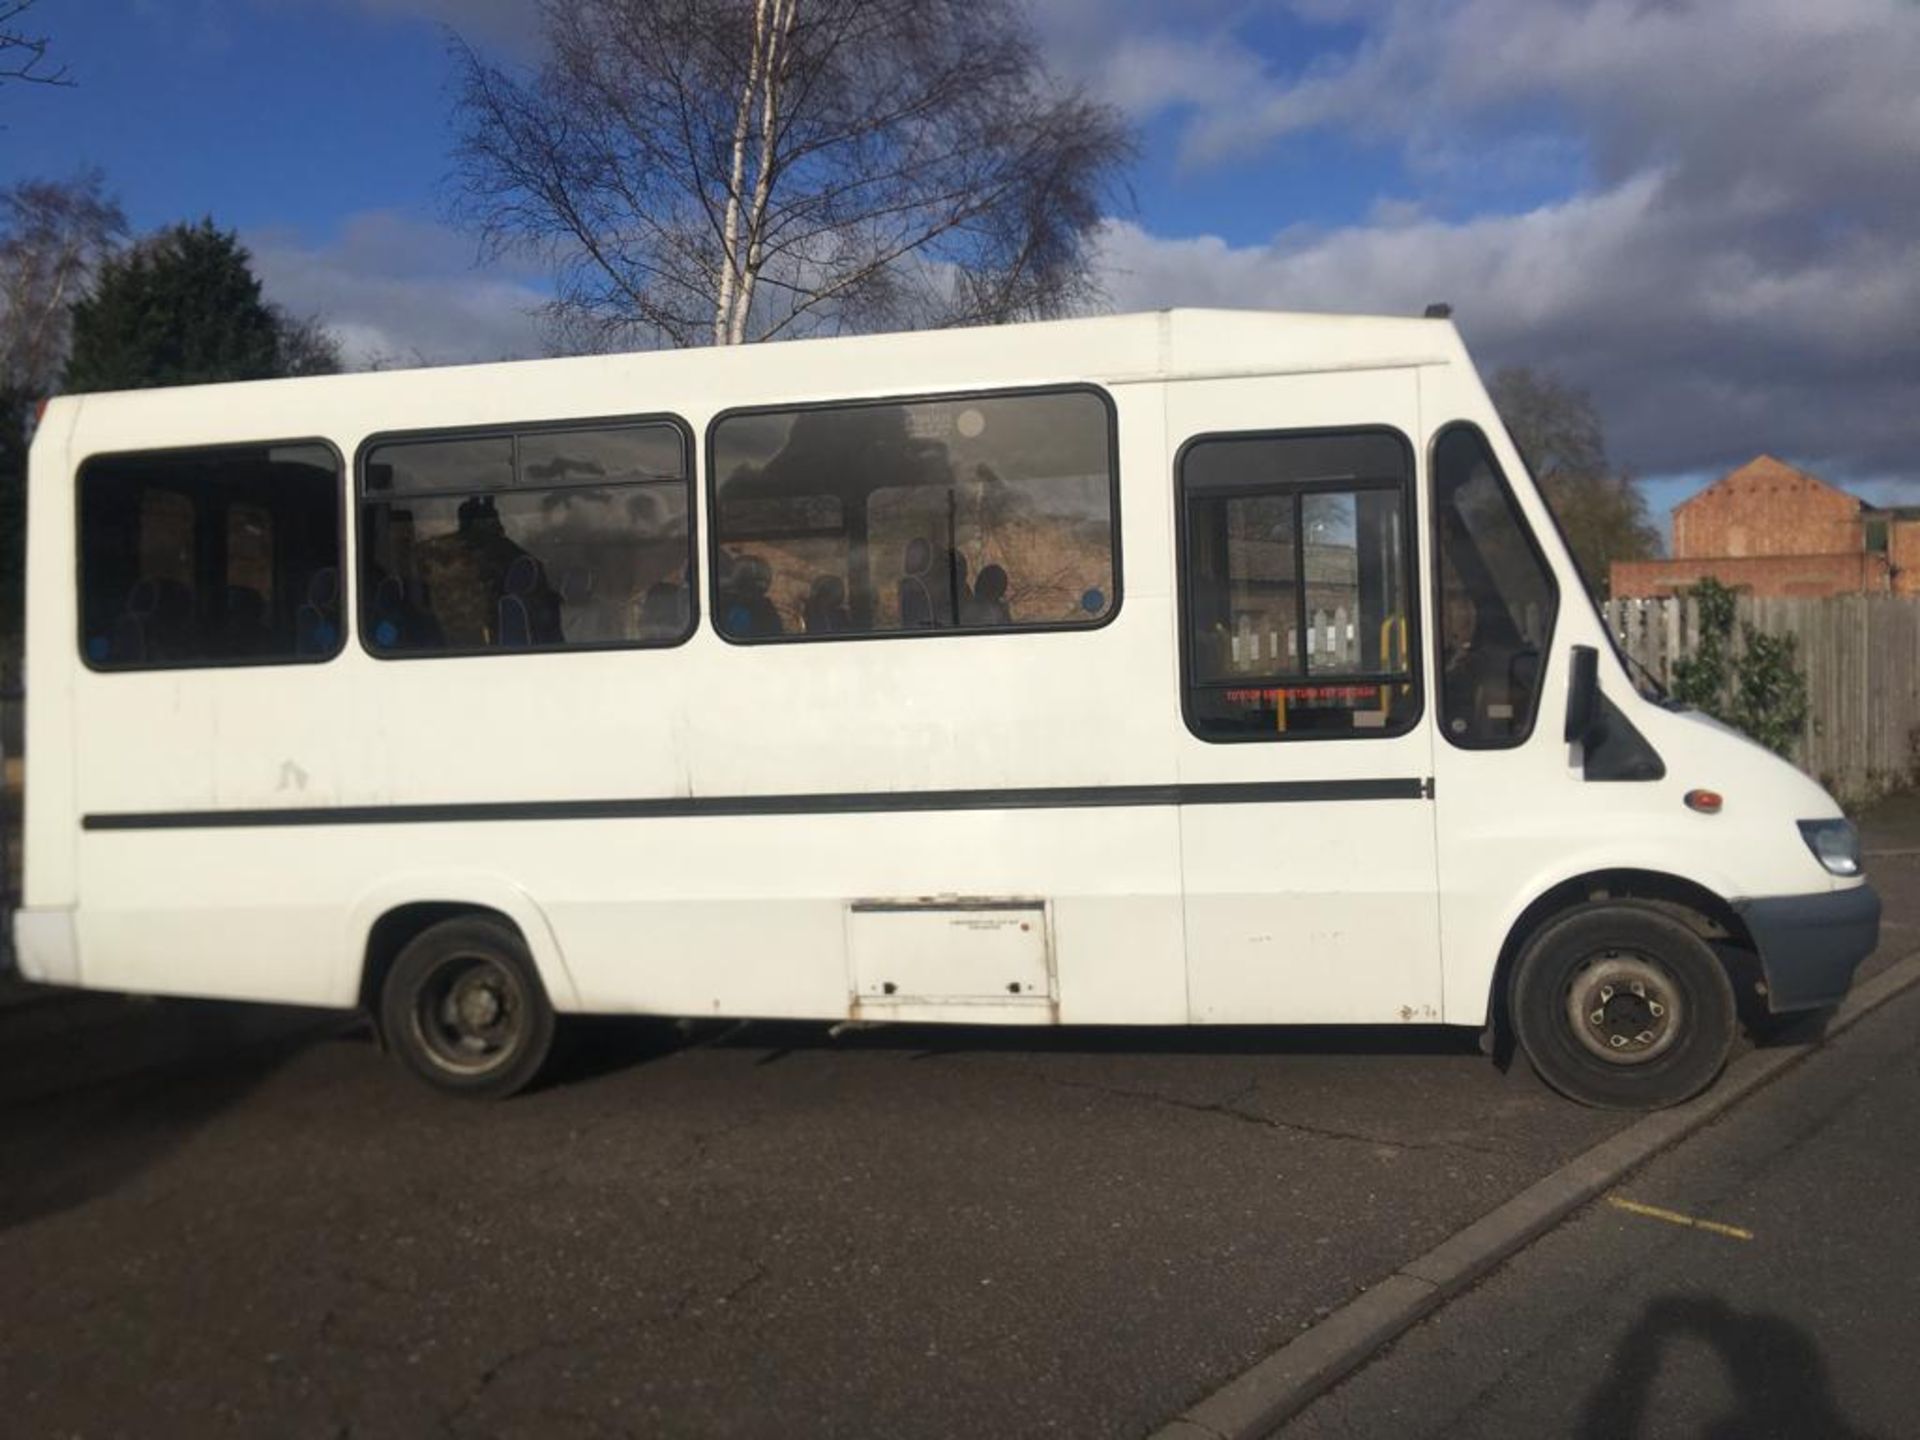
xmin=6 ymin=309 xmax=1879 ymax=1106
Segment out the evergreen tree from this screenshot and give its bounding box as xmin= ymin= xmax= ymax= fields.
xmin=63 ymin=220 xmax=337 ymax=391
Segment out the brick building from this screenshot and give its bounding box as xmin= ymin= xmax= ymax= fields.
xmin=1611 ymin=454 xmax=1920 ymax=599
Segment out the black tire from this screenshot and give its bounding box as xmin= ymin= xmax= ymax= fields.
xmin=379 ymin=916 xmax=556 ymax=1099
xmin=1511 ymin=901 xmax=1736 ymax=1110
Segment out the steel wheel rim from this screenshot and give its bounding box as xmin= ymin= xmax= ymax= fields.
xmin=1565 ymin=951 xmax=1683 ymax=1066
xmin=411 ymin=951 xmax=525 ymax=1076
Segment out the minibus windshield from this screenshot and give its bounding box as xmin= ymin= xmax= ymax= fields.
xmin=1499 ymin=437 xmax=1676 ymax=708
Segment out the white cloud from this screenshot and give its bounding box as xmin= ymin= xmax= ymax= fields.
xmin=1030 ymin=0 xmax=1282 ymax=132
xmin=1093 ymin=164 xmax=1920 ymax=485
xmin=1155 ymin=0 xmax=1920 ymax=195
xmin=1056 ymin=0 xmax=1920 ymax=491
xmin=246 ymin=211 xmax=550 ymax=368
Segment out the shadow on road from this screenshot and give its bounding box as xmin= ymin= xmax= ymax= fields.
xmin=667 ymin=1015 xmax=1486 ymax=1066
xmin=0 ymin=997 xmax=331 ymax=1232
xmin=1576 ymin=1293 xmax=1880 ymax=1440
xmin=522 ymin=1013 xmax=1495 ymax=1093
xmin=538 ymin=1014 xmax=695 ymax=1090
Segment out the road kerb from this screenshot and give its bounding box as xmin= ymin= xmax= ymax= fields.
xmin=1149 ymin=947 xmax=1920 ymax=1440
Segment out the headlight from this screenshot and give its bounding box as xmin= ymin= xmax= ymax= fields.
xmin=1798 ymin=819 xmax=1862 ymax=877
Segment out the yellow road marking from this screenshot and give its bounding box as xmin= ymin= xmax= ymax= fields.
xmin=1607 ymin=1196 xmax=1754 ymax=1241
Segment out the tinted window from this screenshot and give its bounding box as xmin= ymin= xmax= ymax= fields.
xmin=1181 ymin=430 xmax=1418 ymax=740
xmin=709 ymin=389 xmax=1116 ymax=640
xmin=359 ymin=422 xmax=692 ymax=655
xmin=1433 ymin=425 xmax=1558 ymax=748
xmin=79 ymin=442 xmax=342 ymax=669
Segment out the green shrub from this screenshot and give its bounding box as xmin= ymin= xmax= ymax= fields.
xmin=1670 ymin=577 xmax=1808 ymax=759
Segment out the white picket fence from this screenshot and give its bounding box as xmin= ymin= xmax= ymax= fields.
xmin=1223 ymin=599 xmax=1551 ymax=674
xmin=1604 ymin=594 xmax=1920 ymax=806
xmin=1227 ymin=606 xmax=1363 ymax=669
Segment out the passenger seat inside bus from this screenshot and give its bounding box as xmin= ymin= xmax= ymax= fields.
xmin=962 ymin=565 xmax=1011 ymax=626
xmin=497 ymin=555 xmax=541 ymax=647
xmin=637 ymin=580 xmax=688 ymax=639
xmin=112 ymin=576 xmax=195 ymax=663
xmin=370 ymin=572 xmax=447 ymax=651
xmin=899 ymin=538 xmax=935 ymax=627
xmin=220 ymin=585 xmax=271 ymax=656
xmin=804 ymin=574 xmax=851 ymax=633
xmin=296 ymin=567 xmax=340 ymax=656
xmin=719 ymin=555 xmax=783 ymax=637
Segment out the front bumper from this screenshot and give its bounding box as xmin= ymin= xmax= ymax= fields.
xmin=1735 ymin=884 xmax=1881 ymax=1013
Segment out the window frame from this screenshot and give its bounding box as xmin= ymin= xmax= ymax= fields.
xmin=703 ymin=382 xmax=1123 ymax=647
xmin=353 ymin=411 xmax=698 ymax=662
xmin=1174 ymin=424 xmax=1425 ymax=746
xmin=74 ymin=435 xmax=348 ymax=674
xmin=1427 ymin=420 xmax=1562 ymax=752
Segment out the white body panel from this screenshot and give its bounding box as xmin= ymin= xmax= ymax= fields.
xmin=11 ymin=309 xmax=1858 ymax=1032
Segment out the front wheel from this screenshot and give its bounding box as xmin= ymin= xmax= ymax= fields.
xmin=1511 ymin=902 xmax=1736 ymax=1110
xmin=380 ymin=916 xmax=556 ymax=1099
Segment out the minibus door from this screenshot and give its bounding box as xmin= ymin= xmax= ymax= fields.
xmin=1168 ymin=374 xmax=1444 ymax=1025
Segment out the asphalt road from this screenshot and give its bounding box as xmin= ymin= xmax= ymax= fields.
xmin=1282 ymin=969 xmax=1920 ymax=1440
xmin=0 ymin=1007 xmax=1638 ymax=1438
xmin=1 ymin=799 xmax=1913 ymax=1439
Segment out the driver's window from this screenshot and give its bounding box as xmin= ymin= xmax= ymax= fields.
xmin=1433 ymin=425 xmax=1558 ymax=748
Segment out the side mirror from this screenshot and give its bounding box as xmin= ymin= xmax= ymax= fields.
xmin=1565 ymin=644 xmax=1601 ymax=745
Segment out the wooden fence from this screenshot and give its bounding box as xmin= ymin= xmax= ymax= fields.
xmin=1604 ymin=594 xmax=1920 ymax=806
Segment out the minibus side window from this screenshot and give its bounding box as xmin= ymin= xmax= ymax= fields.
xmin=707 ymin=388 xmax=1117 ymax=642
xmin=77 ymin=442 xmax=343 ymax=670
xmin=1178 ymin=428 xmax=1420 ymax=741
xmin=1431 ymin=423 xmax=1559 ymax=748
xmin=359 ymin=420 xmax=693 ymax=656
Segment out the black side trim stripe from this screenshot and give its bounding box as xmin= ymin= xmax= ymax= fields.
xmin=82 ymin=778 xmax=1431 ymax=832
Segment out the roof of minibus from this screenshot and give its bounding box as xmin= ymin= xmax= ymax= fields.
xmin=41 ymin=308 xmax=1469 ymax=455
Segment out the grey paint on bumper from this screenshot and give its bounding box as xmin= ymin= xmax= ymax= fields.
xmin=1736 ymin=884 xmax=1881 ymax=1013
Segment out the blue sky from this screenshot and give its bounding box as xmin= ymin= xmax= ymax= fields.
xmin=0 ymin=3 xmax=467 ymax=237
xmin=1 ymin=3 xmax=1431 ymax=256
xmin=5 ymin=0 xmax=1917 ymax=532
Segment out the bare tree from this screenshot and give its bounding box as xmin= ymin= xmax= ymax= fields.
xmin=1 ymin=167 xmax=118 ymax=661
xmin=1489 ymin=365 xmax=1661 ymax=598
xmin=0 ymin=169 xmax=124 ymax=395
xmin=451 ymin=0 xmax=1134 ymax=349
xmin=1 ymin=2 xmax=71 ymax=88
xmin=270 ymin=308 xmax=345 ymax=378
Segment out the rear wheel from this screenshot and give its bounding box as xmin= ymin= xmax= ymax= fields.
xmin=1511 ymin=901 xmax=1736 ymax=1110
xmin=380 ymin=916 xmax=555 ymax=1099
